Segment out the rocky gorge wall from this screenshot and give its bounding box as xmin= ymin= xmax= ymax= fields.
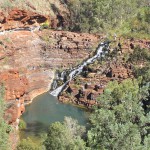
xmin=0 ymin=11 xmax=99 ymax=127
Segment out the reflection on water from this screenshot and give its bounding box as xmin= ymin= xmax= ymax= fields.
xmin=20 ymin=92 xmax=89 ymax=139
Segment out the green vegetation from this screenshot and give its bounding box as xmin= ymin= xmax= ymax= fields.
xmin=18 ymin=117 xmax=86 ymax=150
xmin=129 ymin=46 xmax=150 ymax=115
xmin=121 ymin=6 xmax=150 ymax=39
xmin=129 ymin=46 xmax=150 ymax=64
xmin=67 ymin=0 xmax=149 ymax=38
xmin=19 ymin=119 xmax=26 ymax=130
xmin=0 ymin=86 xmax=11 ymax=150
xmin=44 ymin=117 xmax=86 ymax=150
xmin=88 ymin=79 xmax=150 ymax=149
xmin=17 ymin=138 xmax=42 ymax=150
xmin=129 ymin=46 xmax=150 ymax=84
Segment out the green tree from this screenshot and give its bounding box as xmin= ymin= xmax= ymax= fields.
xmin=44 ymin=117 xmax=86 ymax=150
xmin=88 ymin=79 xmax=150 ymax=150
xmin=128 ymin=46 xmax=150 ymax=114
xmin=88 ymin=109 xmax=145 ymax=150
xmin=0 ymin=86 xmax=11 ymax=150
xmin=118 ymin=4 xmax=150 ymax=38
xmin=67 ymin=0 xmax=148 ymax=34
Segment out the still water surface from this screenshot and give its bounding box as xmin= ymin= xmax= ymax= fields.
xmin=21 ymin=92 xmax=89 ymax=139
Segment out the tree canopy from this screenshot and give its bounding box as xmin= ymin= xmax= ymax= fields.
xmin=0 ymin=86 xmax=10 ymax=150
xmin=67 ymin=0 xmax=149 ymax=38
xmin=87 ymin=79 xmax=150 ymax=150
xmin=44 ymin=117 xmax=86 ymax=150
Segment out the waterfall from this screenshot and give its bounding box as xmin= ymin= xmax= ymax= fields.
xmin=50 ymin=42 xmax=109 ymax=97
xmin=50 ymin=81 xmax=69 ymax=97
xmin=52 ymin=80 xmax=58 ymax=90
xmin=60 ymin=71 xmax=66 ymax=80
xmin=68 ymin=44 xmax=105 ymax=80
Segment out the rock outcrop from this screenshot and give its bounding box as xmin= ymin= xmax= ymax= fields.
xmin=0 ymin=70 xmax=27 ymax=123
xmin=58 ymin=36 xmax=150 ymax=107
xmin=39 ymin=30 xmax=99 ymax=68
xmin=0 ymin=9 xmax=48 ymax=31
xmin=59 ymin=60 xmax=134 ymax=107
xmin=0 ymin=28 xmax=99 ymax=125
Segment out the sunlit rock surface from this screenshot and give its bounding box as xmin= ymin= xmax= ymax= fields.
xmin=0 ymin=28 xmax=99 ymax=124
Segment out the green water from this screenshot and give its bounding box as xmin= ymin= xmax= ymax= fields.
xmin=21 ymin=92 xmax=89 ymax=139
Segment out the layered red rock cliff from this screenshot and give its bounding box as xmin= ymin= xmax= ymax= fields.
xmin=0 ymin=9 xmax=99 ymax=126
xmin=0 ymin=9 xmax=48 ymax=31
xmin=0 ymin=7 xmax=69 ymax=31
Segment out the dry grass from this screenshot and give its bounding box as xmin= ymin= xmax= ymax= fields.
xmin=0 ymin=0 xmax=68 ymax=16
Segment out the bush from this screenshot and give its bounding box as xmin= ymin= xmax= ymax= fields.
xmin=40 ymin=20 xmax=50 ymax=29
xmin=17 ymin=138 xmax=41 ymax=150
xmin=19 ymin=119 xmax=26 ymax=130
xmin=119 ymin=7 xmax=150 ymax=39
xmin=128 ymin=46 xmax=150 ymax=64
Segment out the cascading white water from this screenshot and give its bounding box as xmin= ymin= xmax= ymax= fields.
xmin=60 ymin=71 xmax=66 ymax=80
xmin=50 ymin=81 xmax=69 ymax=97
xmin=52 ymin=80 xmax=58 ymax=90
xmin=50 ymin=43 xmax=108 ymax=97
xmin=69 ymin=44 xmax=104 ymax=80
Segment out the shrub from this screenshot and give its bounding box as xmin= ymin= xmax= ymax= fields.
xmin=40 ymin=20 xmax=50 ymax=29
xmin=129 ymin=46 xmax=150 ymax=64
xmin=17 ymin=138 xmax=41 ymax=150
xmin=19 ymin=119 xmax=26 ymax=130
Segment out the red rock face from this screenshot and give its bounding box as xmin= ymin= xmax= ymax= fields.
xmin=7 ymin=9 xmax=47 ymax=23
xmin=0 ymin=8 xmax=70 ymax=31
xmin=0 ymin=9 xmax=48 ymax=30
xmin=0 ymin=27 xmax=99 ymax=125
xmin=0 ymin=70 xmax=28 ymax=123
